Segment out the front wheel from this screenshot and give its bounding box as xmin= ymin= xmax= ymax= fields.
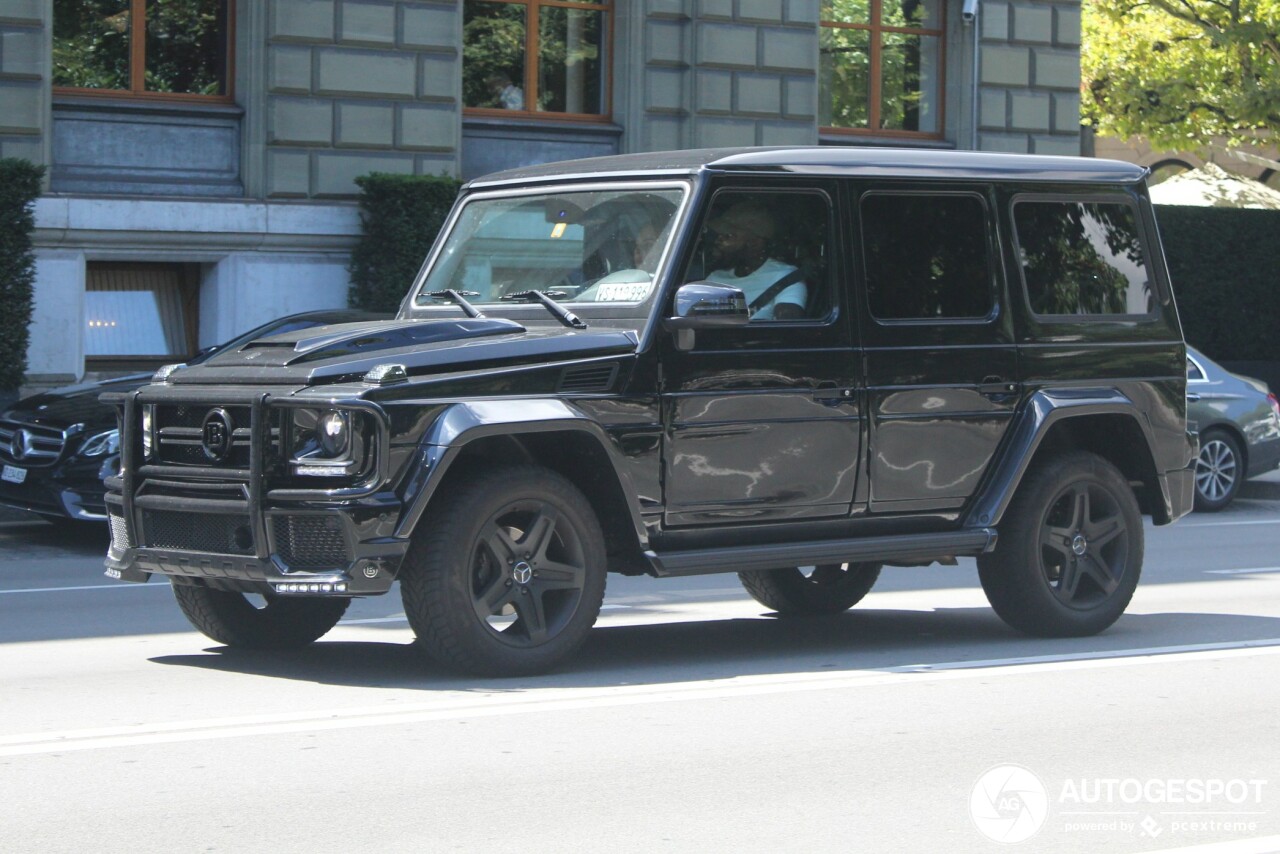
xmin=739 ymin=563 xmax=881 ymax=615
xmin=400 ymin=465 xmax=607 ymax=676
xmin=978 ymin=451 xmax=1142 ymax=637
xmin=171 ymin=583 xmax=350 ymax=649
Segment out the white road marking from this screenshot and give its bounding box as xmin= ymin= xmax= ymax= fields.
xmin=0 ymin=582 xmax=164 ymax=595
xmin=1205 ymin=566 xmax=1280 ymax=575
xmin=1178 ymin=519 xmax=1280 ymax=528
xmin=4 ymin=637 xmax=1280 ymax=758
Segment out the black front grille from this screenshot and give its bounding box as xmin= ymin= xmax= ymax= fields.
xmin=142 ymin=510 xmax=255 ymax=555
xmin=272 ymin=516 xmax=349 ymax=567
xmin=157 ymin=405 xmax=251 ymax=429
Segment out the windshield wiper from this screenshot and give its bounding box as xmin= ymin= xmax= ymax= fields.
xmin=423 ymin=289 xmax=485 ymax=318
xmin=499 ymin=290 xmax=587 ymax=330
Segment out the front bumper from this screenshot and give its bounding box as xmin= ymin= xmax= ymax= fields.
xmin=105 ymin=500 xmax=410 ymax=596
xmin=103 ymin=387 xmax=406 ymax=596
xmin=0 ymin=459 xmax=110 ymax=521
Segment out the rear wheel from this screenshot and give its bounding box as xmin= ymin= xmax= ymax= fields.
xmin=978 ymin=451 xmax=1142 ymax=637
xmin=1194 ymin=429 xmax=1243 ymax=512
xmin=739 ymin=563 xmax=881 ymax=615
xmin=400 ymin=465 xmax=607 ymax=676
xmin=171 ymin=583 xmax=349 ymax=649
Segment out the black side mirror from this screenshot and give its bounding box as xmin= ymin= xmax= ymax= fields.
xmin=664 ymin=282 xmax=750 ymax=330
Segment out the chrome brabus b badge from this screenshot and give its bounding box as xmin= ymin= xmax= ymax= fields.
xmin=201 ymin=408 xmax=234 ymax=462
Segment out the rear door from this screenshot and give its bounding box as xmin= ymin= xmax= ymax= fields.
xmin=854 ymin=184 xmax=1021 ymax=513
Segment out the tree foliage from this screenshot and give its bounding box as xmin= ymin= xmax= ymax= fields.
xmin=349 ymin=173 xmax=462 ymax=314
xmin=0 ymin=159 xmax=46 ymax=391
xmin=1082 ymin=0 xmax=1280 ymax=150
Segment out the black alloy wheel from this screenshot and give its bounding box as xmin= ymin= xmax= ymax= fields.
xmin=739 ymin=562 xmax=882 ymax=615
xmin=401 ymin=465 xmax=606 ymax=676
xmin=979 ymin=451 xmax=1142 ymax=637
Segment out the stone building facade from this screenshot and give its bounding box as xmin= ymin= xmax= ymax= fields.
xmin=0 ymin=0 xmax=1083 ymax=390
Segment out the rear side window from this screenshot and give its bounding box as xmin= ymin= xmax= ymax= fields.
xmin=1013 ymin=200 xmax=1153 ymax=316
xmin=861 ymin=193 xmax=994 ymax=321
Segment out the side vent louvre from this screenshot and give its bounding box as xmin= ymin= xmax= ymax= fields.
xmin=558 ymin=364 xmax=618 ymax=393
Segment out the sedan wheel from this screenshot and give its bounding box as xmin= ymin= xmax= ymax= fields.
xmin=1194 ymin=430 xmax=1243 ymax=512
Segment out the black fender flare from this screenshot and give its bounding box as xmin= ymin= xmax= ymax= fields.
xmin=965 ymin=388 xmax=1159 ymax=528
xmin=393 ymin=399 xmax=650 ymax=547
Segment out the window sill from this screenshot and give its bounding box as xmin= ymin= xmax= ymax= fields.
xmin=463 ymin=115 xmax=622 ymax=137
xmin=53 ymin=94 xmax=244 ymax=119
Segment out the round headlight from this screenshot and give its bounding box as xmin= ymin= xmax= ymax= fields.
xmin=318 ymin=410 xmax=349 ymax=457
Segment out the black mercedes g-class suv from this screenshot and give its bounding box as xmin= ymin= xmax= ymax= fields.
xmin=103 ymin=147 xmax=1196 ymax=675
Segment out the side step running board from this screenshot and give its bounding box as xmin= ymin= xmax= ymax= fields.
xmin=645 ymin=529 xmax=998 ymax=577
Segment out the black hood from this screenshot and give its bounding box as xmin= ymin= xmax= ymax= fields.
xmin=166 ymin=317 xmax=640 ymax=385
xmin=3 ymin=373 xmax=150 ymax=430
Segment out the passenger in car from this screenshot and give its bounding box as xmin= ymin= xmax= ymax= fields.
xmin=704 ymin=202 xmax=808 ymax=320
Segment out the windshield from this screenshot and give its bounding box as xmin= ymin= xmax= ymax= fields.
xmin=415 ymin=186 xmax=686 ymax=316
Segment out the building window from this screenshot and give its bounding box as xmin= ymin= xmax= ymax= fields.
xmin=85 ymin=263 xmax=198 ymax=368
xmin=53 ymin=0 xmax=232 ymax=100
xmin=462 ymin=0 xmax=610 ymax=119
xmin=819 ymin=0 xmax=944 ymax=136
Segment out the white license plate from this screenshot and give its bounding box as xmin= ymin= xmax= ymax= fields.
xmin=2 ymin=465 xmax=26 ymax=484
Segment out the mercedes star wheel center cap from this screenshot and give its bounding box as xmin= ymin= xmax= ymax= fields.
xmin=513 ymin=561 xmax=533 ymax=584
xmin=1071 ymin=534 xmax=1088 ymax=556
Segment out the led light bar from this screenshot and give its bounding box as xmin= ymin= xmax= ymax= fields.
xmin=270 ymin=582 xmax=348 ymax=595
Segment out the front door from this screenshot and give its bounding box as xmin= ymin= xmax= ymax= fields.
xmin=854 ymin=185 xmax=1021 ymax=513
xmin=659 ymin=183 xmax=862 ymax=527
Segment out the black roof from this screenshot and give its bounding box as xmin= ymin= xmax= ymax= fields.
xmin=466 ymin=146 xmax=1147 ymax=189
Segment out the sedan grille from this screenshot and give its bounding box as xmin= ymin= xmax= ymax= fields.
xmin=0 ymin=420 xmax=65 ymax=466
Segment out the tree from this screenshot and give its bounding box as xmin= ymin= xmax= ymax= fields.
xmin=1082 ymin=0 xmax=1280 ymax=150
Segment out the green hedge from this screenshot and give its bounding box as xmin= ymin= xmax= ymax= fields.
xmin=0 ymin=159 xmax=44 ymax=391
xmin=1155 ymin=206 xmax=1280 ymax=362
xmin=349 ymin=172 xmax=462 ymax=313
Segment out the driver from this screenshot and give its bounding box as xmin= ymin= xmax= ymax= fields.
xmin=704 ymin=202 xmax=807 ymax=320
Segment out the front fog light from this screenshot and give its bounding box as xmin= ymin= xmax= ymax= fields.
xmin=318 ymin=410 xmax=349 ymax=456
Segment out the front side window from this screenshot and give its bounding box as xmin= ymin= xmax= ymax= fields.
xmin=417 ymin=186 xmax=684 ymax=314
xmin=463 ymin=0 xmax=610 ymax=118
xmin=862 ymin=193 xmax=993 ymax=320
xmin=1014 ymin=200 xmax=1153 ymax=316
xmin=819 ymin=0 xmax=944 ymax=135
xmin=682 ymin=190 xmax=834 ymax=322
xmin=53 ymin=0 xmax=231 ymax=99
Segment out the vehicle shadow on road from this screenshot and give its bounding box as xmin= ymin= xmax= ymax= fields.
xmin=148 ymin=608 xmax=1280 ymax=692
xmin=0 ymin=518 xmax=108 ymax=557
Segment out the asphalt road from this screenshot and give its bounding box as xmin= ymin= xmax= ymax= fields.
xmin=2 ymin=480 xmax=1280 ymax=853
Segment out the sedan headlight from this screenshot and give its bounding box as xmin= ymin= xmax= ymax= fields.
xmin=290 ymin=408 xmax=365 ymax=477
xmin=80 ymin=428 xmax=120 ymax=458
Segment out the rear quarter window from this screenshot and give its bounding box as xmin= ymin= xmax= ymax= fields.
xmin=1013 ymin=199 xmax=1155 ymax=317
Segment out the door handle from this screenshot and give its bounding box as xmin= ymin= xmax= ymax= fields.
xmin=813 ymin=388 xmax=854 ymax=402
xmin=978 ymin=377 xmax=1018 ymax=397
xmin=1186 ymin=392 xmax=1201 ymax=402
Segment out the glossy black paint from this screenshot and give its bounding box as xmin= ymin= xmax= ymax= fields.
xmin=100 ymin=147 xmax=1192 ymax=598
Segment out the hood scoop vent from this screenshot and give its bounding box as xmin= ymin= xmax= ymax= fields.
xmin=558 ymin=363 xmax=618 ymax=393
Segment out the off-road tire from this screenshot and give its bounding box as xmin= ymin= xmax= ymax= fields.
xmin=1194 ymin=429 xmax=1244 ymax=512
xmin=171 ymin=583 xmax=350 ymax=649
xmin=739 ymin=563 xmax=882 ymax=615
xmin=978 ymin=451 xmax=1142 ymax=637
xmin=400 ymin=465 xmax=607 ymax=677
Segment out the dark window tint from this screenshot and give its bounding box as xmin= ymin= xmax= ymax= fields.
xmin=861 ymin=193 xmax=993 ymax=320
xmin=1014 ymin=200 xmax=1153 ymax=316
